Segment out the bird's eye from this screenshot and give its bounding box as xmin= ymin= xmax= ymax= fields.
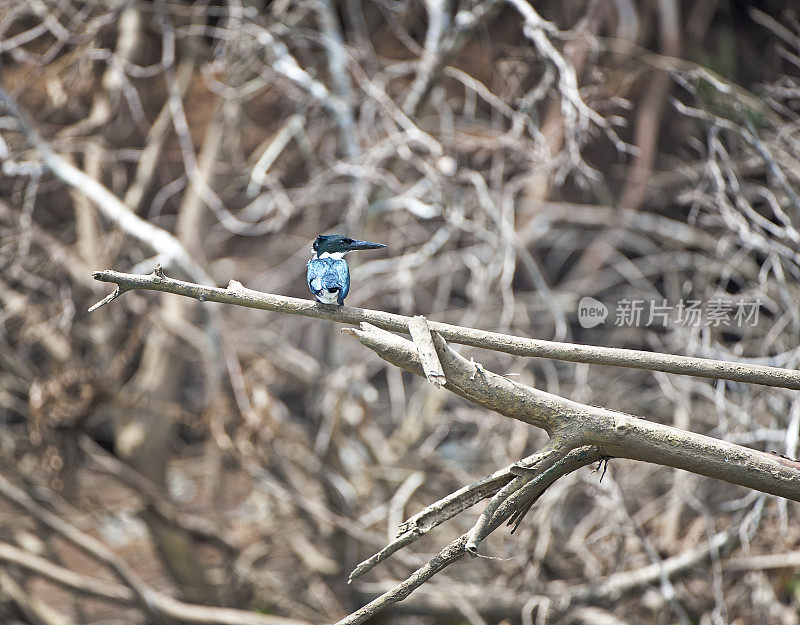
xmin=342 ymin=238 xmax=353 ymax=244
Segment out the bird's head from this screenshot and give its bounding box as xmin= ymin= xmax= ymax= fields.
xmin=313 ymin=234 xmax=387 ymax=255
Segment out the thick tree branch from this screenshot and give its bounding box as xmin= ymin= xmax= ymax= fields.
xmin=347 ymin=324 xmax=800 ymax=501
xmin=90 ymin=268 xmax=800 ymax=391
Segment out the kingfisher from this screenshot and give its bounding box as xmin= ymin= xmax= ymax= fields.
xmin=307 ymin=234 xmax=387 ymax=305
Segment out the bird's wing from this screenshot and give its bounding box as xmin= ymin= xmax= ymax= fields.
xmin=307 ymin=258 xmax=327 ymax=293
xmin=331 ymin=258 xmax=350 ymax=300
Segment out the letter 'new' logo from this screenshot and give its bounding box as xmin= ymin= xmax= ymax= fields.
xmin=578 ymin=297 xmax=608 ymax=328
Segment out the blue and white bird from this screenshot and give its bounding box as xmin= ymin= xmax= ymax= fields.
xmin=307 ymin=234 xmax=386 ymax=305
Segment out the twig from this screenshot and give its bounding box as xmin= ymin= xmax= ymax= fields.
xmin=402 ymin=0 xmax=505 ymax=115
xmin=348 ymin=442 xmax=578 ymax=582
xmin=565 ymin=530 xmax=733 ymax=603
xmin=0 ymin=542 xmax=135 ymax=604
xmin=723 ymin=550 xmax=800 ymax=571
xmin=566 ymin=607 xmax=633 ymax=625
xmin=402 ymin=0 xmax=450 ymax=115
xmin=0 ymin=569 xmax=74 ymax=625
xmin=0 ymin=82 xmax=206 ymax=283
xmin=123 ymin=51 xmax=196 ymax=212
xmin=159 ymin=15 xmax=276 ymax=238
xmin=504 ymin=447 xmax=603 ymax=531
xmin=77 ymin=435 xmax=239 ymax=552
xmin=340 ymin=446 xmax=598 ymax=624
xmin=465 ymin=435 xmax=573 ymax=553
xmin=253 ymin=25 xmax=357 ymax=157
xmin=313 ymin=0 xmax=359 ymax=157
xmin=247 ymin=114 xmax=305 ymax=197
xmin=348 ymin=465 xmax=513 ymax=582
xmin=86 ymin=285 xmax=125 ymax=312
xmin=337 ymin=535 xmax=470 ymax=625
xmin=386 ymin=471 xmax=426 ymax=543
xmin=89 ymin=268 xmax=800 ymax=391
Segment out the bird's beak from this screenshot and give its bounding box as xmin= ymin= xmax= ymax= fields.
xmin=346 ymin=240 xmax=387 ymax=251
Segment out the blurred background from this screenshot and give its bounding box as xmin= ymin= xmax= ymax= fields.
xmin=1 ymin=0 xmax=800 ymax=623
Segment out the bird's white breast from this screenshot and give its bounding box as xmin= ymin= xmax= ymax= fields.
xmin=316 ymin=290 xmax=339 ymax=304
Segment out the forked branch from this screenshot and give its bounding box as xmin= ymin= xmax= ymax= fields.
xmin=343 ymin=322 xmax=800 ymax=502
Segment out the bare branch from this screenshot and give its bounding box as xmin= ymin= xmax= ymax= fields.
xmin=338 ymin=446 xmax=599 ymax=624
xmin=77 ymin=435 xmax=239 ymax=552
xmin=0 ymin=542 xmax=135 ymax=604
xmin=565 ymin=530 xmax=734 ymax=603
xmin=337 ymin=534 xmax=470 ymax=625
xmin=408 ymin=315 xmax=446 ymax=386
xmin=254 ymin=25 xmax=358 ymax=157
xmin=464 ymin=434 xmax=577 ymax=553
xmin=348 ymin=442 xmax=587 ymax=582
xmin=91 ymin=268 xmax=800 ymax=391
xmin=0 ymin=83 xmax=208 ymax=284
xmin=313 ymin=0 xmax=359 ymax=157
xmin=0 ymin=568 xmax=75 ymax=625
